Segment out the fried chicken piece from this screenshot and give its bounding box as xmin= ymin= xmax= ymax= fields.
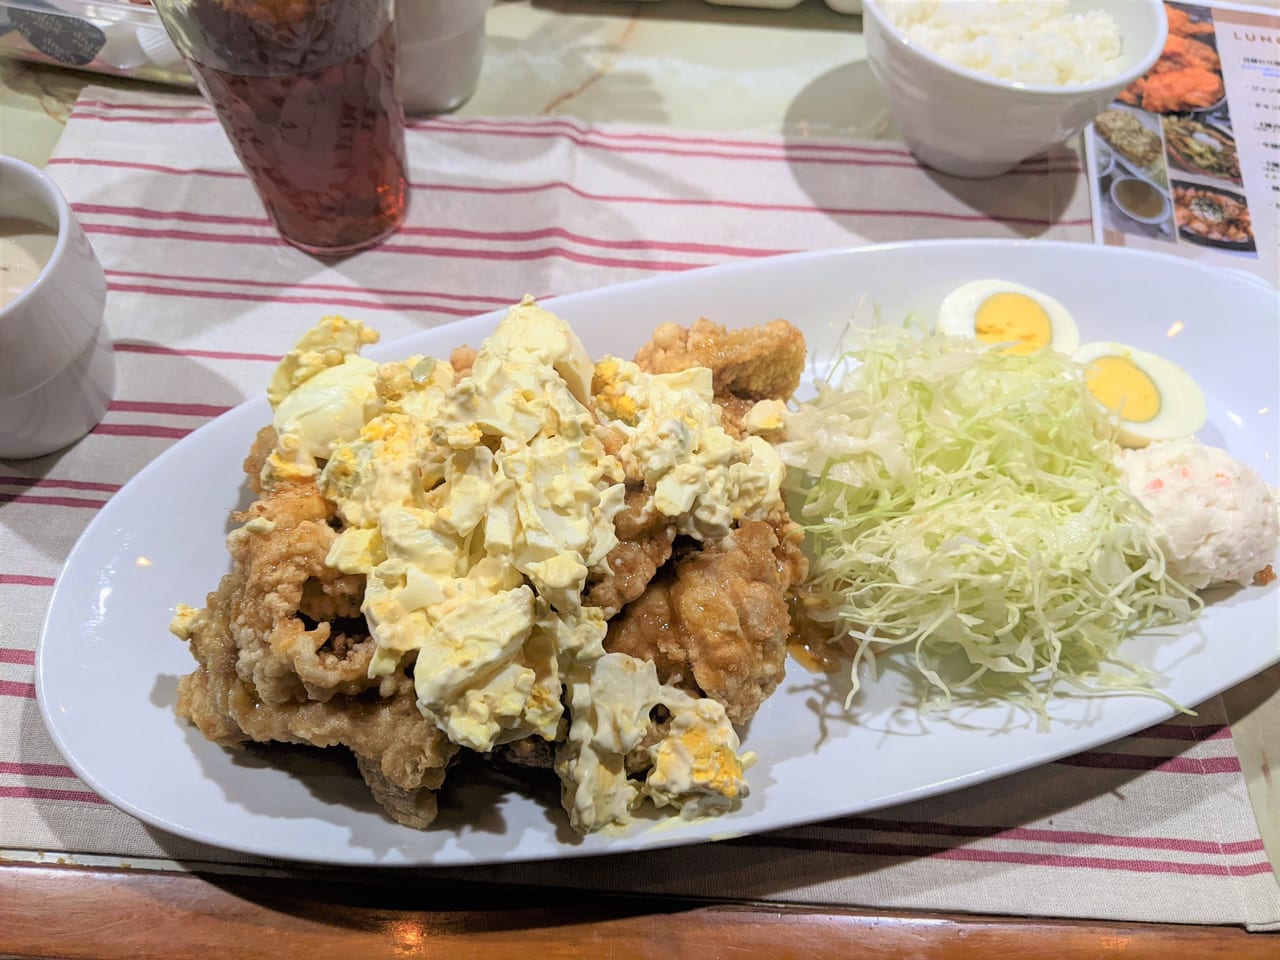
xmin=605 ymin=516 xmax=808 ymax=725
xmin=713 ymin=395 xmax=758 ymax=440
xmin=204 ymin=481 xmax=380 ymax=703
xmin=1121 ymin=34 xmax=1223 ymax=112
xmin=180 ymin=658 xmax=454 ymax=828
xmin=492 ymin=736 xmax=558 ymax=770
xmin=635 ymin=318 xmax=806 ymax=403
xmin=1154 ymin=35 xmax=1220 ymax=73
xmin=1116 ymin=83 xmax=1142 ymax=108
xmin=586 ymin=488 xmax=676 ymax=618
xmin=1166 ymin=5 xmax=1215 ymax=38
xmin=357 ymin=756 xmax=440 ymax=829
xmin=1139 ymin=67 xmax=1224 ymax=112
xmin=602 ymin=319 xmax=810 ymax=724
xmin=242 ymin=425 xmax=277 ymax=494
xmin=1121 ymin=26 xmax=1224 ymax=113
xmin=175 ymin=477 xmax=458 ymax=829
xmin=770 ymin=510 xmax=811 ymax=591
xmin=450 ymin=344 xmax=478 ymax=381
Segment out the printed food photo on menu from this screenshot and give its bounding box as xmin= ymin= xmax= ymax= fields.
xmin=1162 ymin=115 xmax=1242 ymax=184
xmin=1092 ymin=107 xmax=1175 ymax=241
xmin=1172 ymin=181 xmax=1256 ymax=252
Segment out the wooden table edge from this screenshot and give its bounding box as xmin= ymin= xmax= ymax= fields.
xmin=0 ymin=859 xmax=1272 ymax=959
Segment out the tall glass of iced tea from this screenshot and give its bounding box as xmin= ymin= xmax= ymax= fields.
xmin=151 ymin=0 xmax=408 ymax=255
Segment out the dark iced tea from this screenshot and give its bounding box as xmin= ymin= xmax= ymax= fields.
xmin=154 ymin=0 xmax=408 ymax=255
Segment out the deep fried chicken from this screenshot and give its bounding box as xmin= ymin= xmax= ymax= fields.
xmin=636 ymin=318 xmax=806 ymax=403
xmin=175 ymin=476 xmax=457 ymax=828
xmin=1136 ymin=67 xmax=1224 ymax=113
xmin=242 ymin=425 xmax=277 ymax=495
xmin=180 ymin=314 xmax=811 ymax=831
xmin=1119 ymin=34 xmax=1223 ymax=112
xmin=586 ymin=488 xmax=676 ymax=618
xmin=1165 ymin=7 xmax=1216 ymax=40
xmin=607 ymin=317 xmax=809 ymax=724
xmin=605 ymin=517 xmax=808 ymax=725
xmin=1154 ymin=34 xmax=1221 ymax=73
xmin=449 ymin=344 xmax=478 ymax=381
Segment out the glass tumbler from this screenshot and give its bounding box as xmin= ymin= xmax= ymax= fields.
xmin=151 ymin=0 xmax=409 ymax=255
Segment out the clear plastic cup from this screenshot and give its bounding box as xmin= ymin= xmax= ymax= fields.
xmin=151 ymin=0 xmax=409 ymax=255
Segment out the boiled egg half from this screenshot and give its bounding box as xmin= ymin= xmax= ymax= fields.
xmin=937 ymin=280 xmax=1080 ymax=356
xmin=1073 ymin=341 xmax=1206 ymax=448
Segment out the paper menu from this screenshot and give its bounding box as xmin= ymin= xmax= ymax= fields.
xmin=1086 ymin=0 xmax=1278 ymax=286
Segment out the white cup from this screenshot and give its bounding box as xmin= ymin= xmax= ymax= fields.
xmin=862 ymin=0 xmax=1168 ymax=179
xmin=396 ymin=0 xmax=493 ymax=115
xmin=0 ymin=156 xmax=113 ymax=460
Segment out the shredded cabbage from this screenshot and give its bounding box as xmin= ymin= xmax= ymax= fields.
xmin=780 ymin=329 xmax=1201 ymax=716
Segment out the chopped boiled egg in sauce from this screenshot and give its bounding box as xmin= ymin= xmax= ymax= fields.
xmin=593 ymin=357 xmax=785 ymax=541
xmin=262 ymin=297 xmax=784 ymax=832
xmin=936 ymin=279 xmax=1080 ymax=356
xmin=557 ymin=653 xmax=750 ymax=832
xmin=263 ymin=316 xmax=382 ymax=483
xmin=1073 ymin=341 xmax=1206 ymax=448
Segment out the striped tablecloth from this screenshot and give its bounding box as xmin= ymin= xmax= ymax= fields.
xmin=3 ymin=84 xmax=1278 ymax=931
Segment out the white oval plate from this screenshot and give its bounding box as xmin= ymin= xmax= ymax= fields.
xmin=37 ymin=240 xmax=1280 ymax=866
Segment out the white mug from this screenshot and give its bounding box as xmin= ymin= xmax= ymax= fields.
xmin=0 ymin=156 xmax=113 ymax=460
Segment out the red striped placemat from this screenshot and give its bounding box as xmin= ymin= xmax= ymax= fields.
xmin=3 ymin=84 xmax=1277 ymax=930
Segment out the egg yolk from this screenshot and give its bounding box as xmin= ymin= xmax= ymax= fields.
xmin=974 ymin=292 xmax=1053 ymax=356
xmin=1084 ymin=355 xmax=1161 ymax=423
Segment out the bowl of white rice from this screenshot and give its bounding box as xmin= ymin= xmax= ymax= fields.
xmin=863 ymin=0 xmax=1167 ymax=178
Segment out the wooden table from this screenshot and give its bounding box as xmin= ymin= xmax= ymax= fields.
xmin=2 ymin=2 xmax=1278 ymax=956
xmin=1 ymin=859 xmax=1275 ymax=959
